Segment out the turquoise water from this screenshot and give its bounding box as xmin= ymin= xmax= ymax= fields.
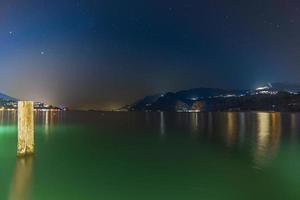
xmin=1 ymin=111 xmax=300 ymax=200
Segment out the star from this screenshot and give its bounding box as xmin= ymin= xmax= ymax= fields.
xmin=41 ymin=51 xmax=45 ymax=55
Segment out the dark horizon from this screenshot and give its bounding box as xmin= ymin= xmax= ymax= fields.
xmin=1 ymin=0 xmax=300 ymax=110
xmin=1 ymin=81 xmax=299 ymax=111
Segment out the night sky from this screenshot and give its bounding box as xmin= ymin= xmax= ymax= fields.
xmin=1 ymin=0 xmax=300 ymax=110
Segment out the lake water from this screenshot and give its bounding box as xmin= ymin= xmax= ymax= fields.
xmin=1 ymin=111 xmax=300 ymax=200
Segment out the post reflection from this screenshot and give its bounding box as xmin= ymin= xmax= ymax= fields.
xmin=9 ymin=156 xmax=34 ymax=200
xmin=254 ymin=112 xmax=281 ymax=169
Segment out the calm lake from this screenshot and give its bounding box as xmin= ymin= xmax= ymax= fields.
xmin=1 ymin=111 xmax=300 ymax=200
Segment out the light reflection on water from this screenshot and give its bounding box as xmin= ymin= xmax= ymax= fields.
xmin=160 ymin=112 xmax=165 ymax=137
xmin=226 ymin=112 xmax=238 ymax=147
xmin=1 ymin=111 xmax=300 ymax=199
xmin=9 ymin=156 xmax=33 ymax=200
xmin=238 ymin=112 xmax=246 ymax=146
xmin=0 ymin=110 xmax=63 ymax=199
xmin=253 ymin=112 xmax=281 ymax=169
xmin=0 ymin=110 xmax=17 ymax=125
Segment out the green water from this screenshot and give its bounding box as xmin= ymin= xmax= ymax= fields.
xmin=1 ymin=111 xmax=300 ymax=200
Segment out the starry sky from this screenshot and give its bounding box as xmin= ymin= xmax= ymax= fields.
xmin=1 ymin=0 xmax=300 ymax=110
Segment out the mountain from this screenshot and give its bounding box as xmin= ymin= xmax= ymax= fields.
xmin=174 ymin=88 xmax=247 ymax=99
xmin=0 ymin=92 xmax=16 ymax=101
xmin=129 ymin=93 xmax=165 ymax=111
xmin=128 ymin=87 xmax=248 ymax=111
xmin=0 ymin=92 xmax=65 ymax=110
xmin=256 ymin=82 xmax=300 ymax=93
xmin=126 ymin=82 xmax=300 ymax=112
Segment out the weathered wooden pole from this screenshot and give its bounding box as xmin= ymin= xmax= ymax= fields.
xmin=17 ymin=101 xmax=34 ymax=156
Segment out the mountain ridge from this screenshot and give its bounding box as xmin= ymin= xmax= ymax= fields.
xmin=0 ymin=92 xmax=16 ymax=101
xmin=124 ymin=82 xmax=300 ymax=112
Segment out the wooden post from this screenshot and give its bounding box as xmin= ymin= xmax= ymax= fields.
xmin=17 ymin=101 xmax=34 ymax=156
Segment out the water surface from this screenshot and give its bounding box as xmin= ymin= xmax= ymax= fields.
xmin=1 ymin=111 xmax=300 ymax=200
